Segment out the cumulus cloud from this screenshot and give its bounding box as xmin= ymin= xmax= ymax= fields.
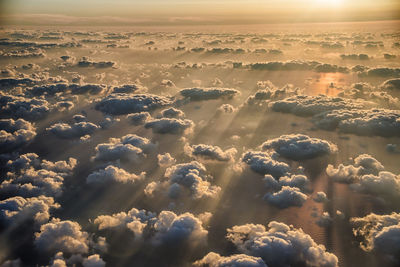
xmin=380 ymin=78 xmax=400 ymax=91
xmin=271 ymin=95 xmax=366 ymax=117
xmin=77 ymin=57 xmax=116 ymax=68
xmin=261 ymin=134 xmax=337 ymax=160
xmin=145 ymin=161 xmax=220 ymax=199
xmin=194 ymin=252 xmax=267 ymax=267
xmin=92 ymin=134 xmax=155 ymax=162
xmin=326 ymin=154 xmax=385 ymax=183
xmin=28 ymin=83 xmax=107 ymax=96
xmin=34 ymin=218 xmax=90 ymax=255
xmin=126 ymin=112 xmax=151 ymax=126
xmin=351 ymin=212 xmax=400 ymax=260
xmin=0 ymin=94 xmax=51 ymax=121
xmin=1 ymin=153 xmax=77 ymax=198
xmin=313 ymin=109 xmax=400 ymax=137
xmin=327 ymin=154 xmax=400 ymax=202
xmin=0 ymin=118 xmax=36 ymax=153
xmin=226 ymin=221 xmax=338 ymax=267
xmin=185 ymin=143 xmax=237 ymax=162
xmin=157 ymin=153 xmax=176 ymax=167
xmin=160 ymin=107 xmax=185 ymax=119
xmin=95 ymin=93 xmax=172 ymax=115
xmin=86 ymin=165 xmax=145 ymax=184
xmin=180 ymin=87 xmax=239 ymax=101
xmin=264 ymin=186 xmax=308 ymax=208
xmin=0 ymin=195 xmax=59 ymax=226
xmin=112 ymin=84 xmax=147 ymax=94
xmin=82 ymin=254 xmax=106 ymax=267
xmin=47 ymin=122 xmax=99 ymax=139
xmin=241 ymin=151 xmax=290 ymax=178
xmin=94 ymin=208 xmax=209 ymax=247
xmin=144 ymin=118 xmax=194 ymax=135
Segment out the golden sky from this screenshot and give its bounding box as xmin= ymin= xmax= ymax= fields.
xmin=1 ymin=0 xmax=400 ymax=25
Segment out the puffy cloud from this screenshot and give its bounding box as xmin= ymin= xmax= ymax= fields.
xmin=0 ymin=195 xmax=59 ymax=226
xmin=316 ymin=212 xmax=333 ymax=227
xmin=314 ymin=191 xmax=328 ymax=203
xmin=127 ymin=112 xmax=151 ymax=125
xmin=226 ymin=221 xmax=338 ymax=267
xmin=180 ymin=87 xmax=239 ymax=101
xmin=112 ymin=84 xmax=147 ymax=94
xmin=92 ymin=134 xmax=155 ymax=162
xmin=326 ymin=154 xmax=385 ymax=183
xmin=145 ymin=118 xmax=194 ymax=135
xmin=94 ymin=208 xmax=208 ymax=247
xmin=194 ymin=252 xmax=267 ymax=267
xmin=82 ymin=254 xmax=106 ymax=267
xmin=86 ymin=165 xmax=145 ymax=184
xmin=264 ymin=186 xmax=308 ymax=208
xmin=351 ymin=212 xmax=400 ymax=260
xmin=1 ymin=154 xmax=77 ymax=198
xmin=327 ymin=154 xmax=400 ymax=202
xmin=271 ymin=95 xmax=365 ymax=117
xmin=313 ymin=109 xmax=400 ymax=137
xmin=0 ymin=118 xmax=36 ymax=153
xmin=95 ymin=93 xmax=172 ymax=115
xmin=160 ymin=107 xmax=185 ymax=119
xmin=28 ymin=83 xmax=107 ymax=96
xmin=261 ymin=134 xmax=337 ymax=160
xmin=217 ymin=103 xmax=236 ymax=114
xmin=358 ymin=67 xmax=400 ymax=78
xmin=0 ymin=94 xmax=51 ymax=121
xmin=241 ymin=151 xmax=290 ymax=178
xmin=380 ymin=78 xmax=400 ymax=91
xmin=145 ymin=161 xmax=220 ymax=199
xmin=34 ymin=218 xmax=89 ymax=255
xmin=247 ymin=60 xmax=348 ymax=73
xmin=47 ymin=122 xmax=99 ymax=139
xmin=77 ymin=57 xmax=116 ymax=68
xmin=185 ymin=144 xmax=237 ymax=162
xmin=157 ymin=153 xmax=176 ymax=167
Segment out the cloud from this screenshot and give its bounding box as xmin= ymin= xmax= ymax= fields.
xmin=185 ymin=143 xmax=237 ymax=162
xmin=112 ymin=84 xmax=147 ymax=94
xmin=28 ymin=83 xmax=107 ymax=96
xmin=144 ymin=118 xmax=194 ymax=135
xmin=160 ymin=107 xmax=185 ymax=119
xmin=0 ymin=94 xmax=51 ymax=121
xmin=93 ymin=134 xmax=155 ymax=162
xmin=179 ymin=87 xmax=239 ymax=101
xmin=216 ymin=103 xmax=236 ymax=114
xmin=82 ymin=254 xmax=106 ymax=267
xmin=86 ymin=165 xmax=145 ymax=184
xmin=326 ymin=154 xmax=385 ymax=183
xmin=77 ymin=57 xmax=116 ymax=68
xmin=380 ymin=78 xmax=400 ymax=91
xmin=34 ymin=218 xmax=89 ymax=255
xmin=157 ymin=153 xmax=176 ymax=167
xmin=95 ymin=93 xmax=172 ymax=115
xmin=314 ymin=191 xmax=328 ymax=203
xmin=241 ymin=151 xmax=290 ymax=178
xmin=1 ymin=153 xmax=77 ymax=198
xmin=194 ymin=252 xmax=267 ymax=267
xmin=351 ymin=212 xmax=400 ymax=261
xmin=226 ymin=221 xmax=338 ymax=267
xmin=47 ymin=122 xmax=99 ymax=139
xmin=271 ymin=95 xmax=366 ymax=117
xmin=327 ymin=154 xmax=400 ymax=202
xmin=94 ymin=208 xmax=209 ymax=247
xmin=358 ymin=67 xmax=400 ymax=78
xmin=145 ymin=161 xmax=220 ymax=199
xmin=261 ymin=134 xmax=337 ymax=160
xmin=0 ymin=118 xmax=36 ymax=153
xmin=0 ymin=195 xmax=59 ymax=226
xmin=314 ymin=108 xmax=400 ymax=137
xmin=264 ymin=186 xmax=308 ymax=208
xmin=127 ymin=112 xmax=151 ymax=125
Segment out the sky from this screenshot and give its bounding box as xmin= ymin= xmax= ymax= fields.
xmin=1 ymin=0 xmax=400 ymax=25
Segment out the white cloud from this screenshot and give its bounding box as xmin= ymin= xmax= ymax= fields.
xmin=86 ymin=165 xmax=145 ymax=184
